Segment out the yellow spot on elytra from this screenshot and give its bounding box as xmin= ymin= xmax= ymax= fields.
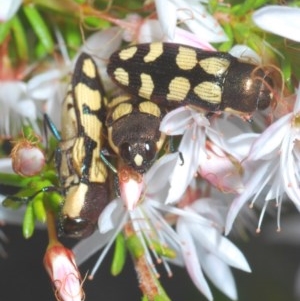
xmin=139 ymin=73 xmax=154 ymax=99
xmin=107 ymin=95 xmax=131 ymax=109
xmin=112 ymin=103 xmax=133 ymax=121
xmin=176 ymin=46 xmax=197 ymax=70
xmin=114 ymin=68 xmax=129 ymax=86
xmin=167 ymin=77 xmax=191 ymax=101
xmin=74 ymin=83 xmax=101 ymax=110
xmin=139 ymin=101 xmax=160 ymax=117
xmin=82 ymin=58 xmax=96 ymax=78
xmin=119 ymin=46 xmax=138 ymax=60
xmin=193 ymin=82 xmax=222 ymax=104
xmin=144 ymin=43 xmax=163 ymax=63
xmin=199 ymin=57 xmax=230 ymax=76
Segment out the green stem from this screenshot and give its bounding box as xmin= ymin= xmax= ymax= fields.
xmin=125 ymin=226 xmax=171 ymax=301
xmin=0 ymin=173 xmax=31 ymax=187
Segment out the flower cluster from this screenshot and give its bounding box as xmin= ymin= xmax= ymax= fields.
xmin=0 ymin=1 xmax=300 ymax=301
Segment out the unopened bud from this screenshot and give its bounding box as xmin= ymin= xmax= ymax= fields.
xmin=118 ymin=166 xmax=144 ymax=211
xmin=11 ymin=139 xmax=45 ymax=176
xmin=43 ymin=243 xmax=84 ymax=301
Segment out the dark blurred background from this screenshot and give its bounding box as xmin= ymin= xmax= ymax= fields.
xmin=0 ymin=221 xmax=299 ymax=301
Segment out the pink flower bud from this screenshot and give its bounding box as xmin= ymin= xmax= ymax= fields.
xmin=11 ymin=139 xmax=45 ymax=177
xmin=118 ymin=166 xmax=144 ymax=211
xmin=43 ymin=244 xmax=84 ymax=301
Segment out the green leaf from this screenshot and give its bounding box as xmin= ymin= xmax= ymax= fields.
xmin=23 ymin=202 xmax=35 ymax=238
xmin=0 ymin=20 xmax=12 ymax=44
xmin=231 ymin=0 xmax=257 ymax=16
xmin=47 ymin=192 xmax=63 ymax=213
xmin=150 ymin=240 xmax=176 ymax=259
xmin=2 ymin=197 xmax=23 ymax=209
xmin=111 ymin=233 xmax=127 ymax=276
xmin=126 ymin=234 xmax=145 ymax=259
xmin=65 ymin=22 xmax=82 ymax=58
xmin=0 ymin=173 xmax=32 ymax=188
xmin=11 ymin=16 xmax=28 ymax=61
xmin=33 ymin=194 xmax=46 ymax=223
xmin=218 ymin=23 xmax=234 ymax=52
xmin=23 ymin=4 xmax=54 ymax=54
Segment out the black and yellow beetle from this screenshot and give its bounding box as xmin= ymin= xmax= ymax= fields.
xmin=107 ymin=42 xmax=273 ymax=115
xmin=49 ymin=52 xmax=109 ymax=238
xmin=106 ymin=94 xmax=166 ymax=174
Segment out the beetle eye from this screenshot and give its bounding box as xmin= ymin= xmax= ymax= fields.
xmin=144 ymin=141 xmax=156 ymax=161
xmin=120 ymin=142 xmax=132 ymax=162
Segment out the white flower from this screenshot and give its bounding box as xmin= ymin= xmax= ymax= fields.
xmin=0 ymin=81 xmax=38 ymax=136
xmin=198 ymin=141 xmax=244 ymax=194
xmin=225 ymin=85 xmax=300 ymax=234
xmin=0 ymin=0 xmax=22 ymax=22
xmin=154 ymin=0 xmax=228 ymax=43
xmin=160 ymin=106 xmax=244 ymax=204
xmin=177 ymin=196 xmax=251 ymax=301
xmin=73 ymin=156 xmax=250 ymax=300
xmin=137 ymin=19 xmax=215 ymax=50
xmin=253 ymin=5 xmax=300 ymax=42
xmin=73 ymin=154 xmax=182 ymax=279
xmin=159 ymin=107 xmax=211 ymax=203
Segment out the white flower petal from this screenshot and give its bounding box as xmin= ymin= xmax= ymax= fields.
xmin=210 ymin=115 xmax=256 ymax=160
xmin=201 ymin=253 xmax=237 ymax=300
xmin=253 ymin=6 xmax=300 ymax=42
xmin=193 ymin=226 xmax=251 ymax=272
xmin=191 ymin=198 xmax=226 ymax=226
xmin=98 ymin=199 xmax=125 ymax=233
xmin=0 ymin=82 xmax=26 ymax=105
xmin=281 ymin=132 xmax=300 ymax=207
xmin=73 ymin=231 xmax=110 ymax=266
xmin=247 ymin=113 xmax=292 ymax=161
xmin=171 ymin=27 xmax=215 ymax=50
xmin=174 ymin=0 xmax=227 ymax=43
xmin=80 ymin=27 xmax=122 ymax=61
xmin=160 ymin=106 xmax=193 ymax=135
xmin=0 ymin=0 xmax=21 ymax=21
xmin=27 ymin=69 xmax=64 ymax=100
xmin=225 ymin=133 xmax=258 ymax=160
xmin=177 ymin=219 xmax=213 ymax=301
xmin=166 ymin=123 xmax=204 ymax=203
xmin=212 ymin=236 xmax=251 ymax=272
xmin=198 ymin=144 xmax=244 ymax=193
xmin=15 ymin=100 xmax=37 ymax=119
xmin=229 ymin=44 xmax=261 ymax=64
xmin=138 ymin=20 xmax=165 ymax=43
xmin=155 ymin=0 xmax=177 ymax=39
xmin=145 ymin=152 xmax=178 ymax=197
xmin=225 ymin=162 xmax=271 ymax=234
